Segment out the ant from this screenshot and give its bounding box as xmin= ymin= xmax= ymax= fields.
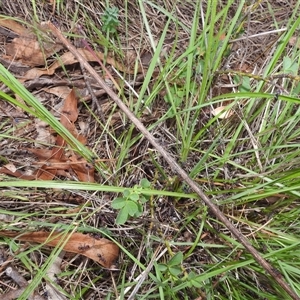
xmin=78 ymin=244 xmax=90 ymax=252
xmin=97 ymin=253 xmax=106 ymax=264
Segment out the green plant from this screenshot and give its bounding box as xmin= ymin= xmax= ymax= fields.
xmin=157 ymin=251 xmax=183 ymax=279
xmin=111 ymin=178 xmax=151 ymax=224
xmin=101 ymin=6 xmax=119 ymax=34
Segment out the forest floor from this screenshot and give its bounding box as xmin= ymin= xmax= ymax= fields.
xmin=1 ymin=1 xmax=300 ymax=299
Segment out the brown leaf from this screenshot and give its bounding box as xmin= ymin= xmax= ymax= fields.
xmin=5 ymin=38 xmax=48 ymax=67
xmin=43 ymin=86 xmax=72 ymax=99
xmin=27 ymin=143 xmax=66 ymax=180
xmin=35 ymin=164 xmax=58 ymax=180
xmin=69 ymin=155 xmax=95 ymax=183
xmin=19 ymin=90 xmax=92 ymax=182
xmin=4 ymin=35 xmax=62 ymax=67
xmin=2 ymin=20 xmax=62 ymax=67
xmin=22 ymin=48 xmax=139 ymax=81
xmin=34 ymin=120 xmax=55 ymax=145
xmin=60 ymin=90 xmax=87 ymax=144
xmin=289 ymin=36 xmax=300 ymax=48
xmin=25 ymin=148 xmax=57 ymax=160
xmin=3 ymin=163 xmax=17 ymax=173
xmin=0 ymin=17 xmax=31 ymax=36
xmin=0 ymin=230 xmax=119 ymax=269
xmin=61 ymin=89 xmax=78 ymax=125
xmin=0 ymin=167 xmax=36 ymax=180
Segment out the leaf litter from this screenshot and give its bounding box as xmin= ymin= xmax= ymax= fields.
xmin=0 ymin=230 xmax=119 ymax=269
xmin=0 ymin=18 xmax=63 ymax=67
xmin=0 ymin=89 xmax=95 ymax=182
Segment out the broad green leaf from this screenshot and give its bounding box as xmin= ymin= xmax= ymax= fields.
xmin=169 ymin=266 xmax=182 ymax=277
xmin=239 ymin=76 xmax=251 ymax=92
xmin=157 ymin=264 xmax=168 ymax=272
xmin=139 ymin=195 xmax=148 ymax=204
xmin=116 ymin=208 xmax=128 ymax=225
xmin=123 ymin=189 xmax=130 ymax=198
xmin=127 ymin=200 xmax=139 ymax=216
xmin=282 ymin=56 xmax=297 ymax=74
xmin=188 ymin=271 xmax=203 ymax=288
xmin=140 ymin=178 xmax=151 ymax=188
xmin=129 ymin=193 xmax=139 ymax=201
xmin=169 ymin=251 xmax=183 ymax=266
xmin=111 ymin=197 xmax=126 ymax=209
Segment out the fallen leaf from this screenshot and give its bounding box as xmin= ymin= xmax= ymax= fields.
xmin=0 ymin=214 xmax=14 ymax=222
xmin=60 ymin=89 xmax=87 ymax=144
xmin=3 ymin=163 xmax=17 ymax=173
xmin=34 ymin=120 xmax=55 ymax=145
xmin=5 ymin=37 xmax=57 ymax=67
xmin=211 ymin=105 xmax=234 ymax=119
xmin=0 ymin=230 xmax=119 ymax=269
xmin=3 ymin=21 xmax=63 ymax=67
xmin=22 ymin=48 xmax=140 ymax=81
xmin=26 ymin=148 xmax=58 ymax=160
xmin=0 ymin=17 xmax=30 ymax=36
xmin=69 ymin=155 xmax=94 ymax=182
xmin=6 ymin=89 xmax=93 ymax=182
xmin=61 ymin=89 xmax=79 ymax=127
xmin=289 ymin=36 xmax=300 ymax=49
xmin=0 ymin=167 xmax=36 ymax=180
xmin=45 ymin=251 xmax=68 ymax=300
xmin=43 ymin=86 xmax=72 ymax=99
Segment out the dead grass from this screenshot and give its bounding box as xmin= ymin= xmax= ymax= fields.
xmin=1 ymin=0 xmax=300 ymax=299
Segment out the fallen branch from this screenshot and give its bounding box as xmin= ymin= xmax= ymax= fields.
xmin=48 ymin=22 xmax=299 ymax=300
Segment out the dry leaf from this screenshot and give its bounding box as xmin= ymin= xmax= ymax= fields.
xmin=26 ymin=148 xmax=57 ymax=160
xmin=289 ymin=36 xmax=300 ymax=49
xmin=5 ymin=38 xmax=51 ymax=67
xmin=7 ymin=89 xmax=93 ymax=182
xmin=0 ymin=167 xmax=36 ymax=180
xmin=211 ymin=105 xmax=234 ymax=119
xmin=3 ymin=21 xmax=62 ymax=67
xmin=0 ymin=230 xmax=119 ymax=269
xmin=3 ymin=163 xmax=17 ymax=173
xmin=61 ymin=89 xmax=79 ymax=126
xmin=45 ymin=252 xmax=68 ymax=300
xmin=60 ymin=89 xmax=87 ymax=144
xmin=35 ymin=120 xmax=55 ymax=145
xmin=69 ymin=155 xmax=94 ymax=182
xmin=43 ymin=86 xmax=72 ymax=99
xmin=0 ymin=17 xmax=30 ymax=36
xmin=22 ymin=48 xmax=139 ymax=81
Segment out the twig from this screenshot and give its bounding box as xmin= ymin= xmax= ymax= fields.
xmin=79 ymin=63 xmax=105 ymax=123
xmin=6 ymin=266 xmax=28 ymax=287
xmin=48 ymin=21 xmax=300 ymax=300
xmin=229 ymin=27 xmax=287 ymax=43
xmin=76 ymin=24 xmax=120 ymax=92
xmin=4 ymin=266 xmax=46 ymax=300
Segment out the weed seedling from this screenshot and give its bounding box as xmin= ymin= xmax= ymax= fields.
xmin=111 ymin=178 xmax=151 ymax=224
xmin=101 ymin=6 xmax=119 ymax=34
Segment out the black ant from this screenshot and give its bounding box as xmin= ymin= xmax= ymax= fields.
xmin=78 ymin=244 xmax=90 ymax=251
xmin=97 ymin=253 xmax=106 ymax=264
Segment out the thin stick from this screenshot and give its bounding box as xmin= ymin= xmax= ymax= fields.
xmin=76 ymin=24 xmax=120 ymax=91
xmin=48 ymin=22 xmax=300 ymax=300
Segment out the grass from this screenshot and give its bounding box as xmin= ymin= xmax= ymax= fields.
xmin=1 ymin=0 xmax=300 ymax=299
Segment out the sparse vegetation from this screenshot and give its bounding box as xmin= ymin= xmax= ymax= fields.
xmin=1 ymin=0 xmax=300 ymax=299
